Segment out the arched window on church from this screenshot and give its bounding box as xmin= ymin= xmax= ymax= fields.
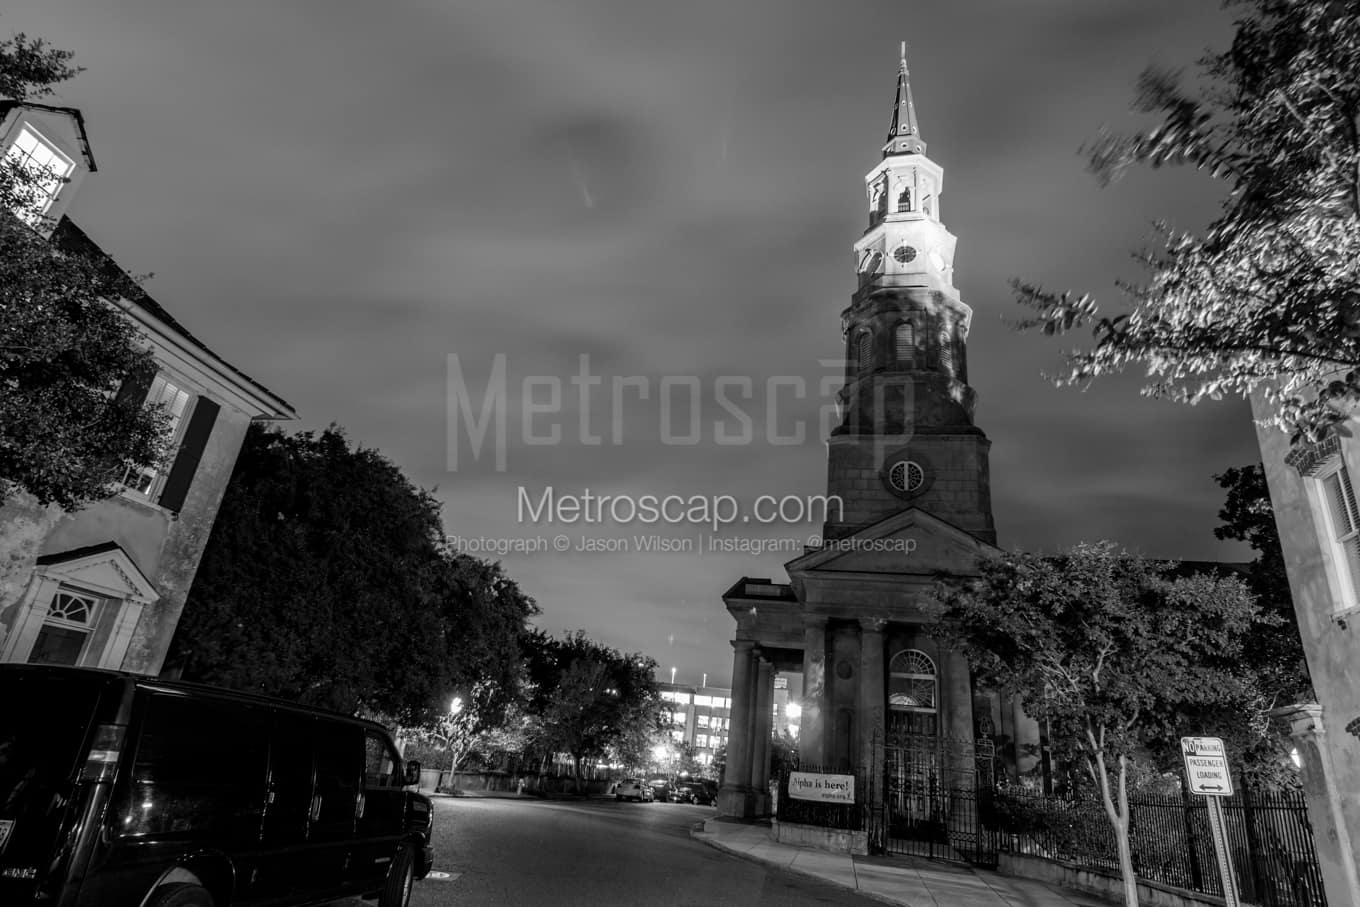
xmin=897 ymin=186 xmax=912 ymax=213
xmin=895 ymin=322 xmax=915 ymax=367
xmin=888 ymin=650 xmax=937 ymax=713
xmin=939 ymin=325 xmax=954 ymax=376
xmin=857 ymin=330 xmax=874 ymax=371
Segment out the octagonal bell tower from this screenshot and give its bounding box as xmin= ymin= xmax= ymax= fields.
xmin=825 ymin=44 xmax=995 ymax=544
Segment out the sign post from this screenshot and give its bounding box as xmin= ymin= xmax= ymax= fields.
xmin=1180 ymin=736 xmax=1240 ymax=907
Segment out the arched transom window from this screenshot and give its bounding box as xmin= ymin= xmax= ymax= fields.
xmin=888 ymin=649 xmax=937 ymax=712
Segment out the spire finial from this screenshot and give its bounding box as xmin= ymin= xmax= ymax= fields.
xmin=884 ymin=41 xmax=925 ymax=157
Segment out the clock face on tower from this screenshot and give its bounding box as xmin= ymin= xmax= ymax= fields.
xmin=892 ymin=244 xmax=917 ymax=264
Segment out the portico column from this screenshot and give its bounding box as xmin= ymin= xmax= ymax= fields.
xmin=717 ymin=640 xmax=757 ymax=817
xmin=1270 ymin=703 xmax=1360 ymax=906
xmin=801 ymin=616 xmax=828 ymax=766
xmin=858 ymin=619 xmax=886 ymax=798
xmin=750 ymin=655 xmax=775 ymax=814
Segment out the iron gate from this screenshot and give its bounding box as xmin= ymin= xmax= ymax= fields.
xmin=879 ymin=717 xmax=997 ymax=867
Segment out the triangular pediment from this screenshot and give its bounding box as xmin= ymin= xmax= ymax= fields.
xmin=786 ymin=508 xmax=999 ymax=580
xmin=35 ymin=543 xmax=158 ymax=603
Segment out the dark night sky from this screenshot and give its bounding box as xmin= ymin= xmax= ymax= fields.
xmin=7 ymin=1 xmax=1261 ymax=688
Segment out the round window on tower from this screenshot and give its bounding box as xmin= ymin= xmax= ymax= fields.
xmin=886 ymin=460 xmax=926 ymax=496
xmin=893 ymin=245 xmax=917 ymax=264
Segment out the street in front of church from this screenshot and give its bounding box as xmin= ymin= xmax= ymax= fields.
xmin=328 ymin=795 xmax=1116 ymax=907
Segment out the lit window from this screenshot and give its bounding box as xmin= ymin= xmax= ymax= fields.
xmin=1320 ymin=464 xmax=1360 ymax=608
xmin=671 ymin=711 xmax=687 ymax=725
xmin=670 ymin=729 xmax=683 ymax=742
xmin=695 ymin=734 xmax=708 ymax=748
xmin=125 ymin=375 xmax=192 ymax=497
xmin=29 ymin=588 xmax=100 ymax=666
xmin=697 ymin=715 xmax=710 ymax=728
xmin=4 ymin=124 xmax=75 ymax=224
xmin=693 ymin=695 xmax=712 ymax=707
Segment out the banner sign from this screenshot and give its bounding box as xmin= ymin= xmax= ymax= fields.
xmin=788 ymin=771 xmax=855 ymax=804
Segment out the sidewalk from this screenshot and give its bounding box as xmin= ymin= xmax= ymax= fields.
xmin=691 ymin=818 xmax=1117 ymax=907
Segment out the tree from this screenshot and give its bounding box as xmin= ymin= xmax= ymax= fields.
xmin=520 ymin=630 xmax=664 ymax=792
xmin=1012 ymin=0 xmax=1360 ymax=446
xmin=167 ymin=424 xmax=536 ymax=725
xmin=1207 ymin=465 xmax=1315 ymax=788
xmin=1214 ymin=464 xmax=1313 ymax=707
xmin=933 ymin=542 xmax=1267 ymax=907
xmin=1 ymin=31 xmax=166 ymax=508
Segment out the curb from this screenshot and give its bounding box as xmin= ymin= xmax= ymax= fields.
xmin=688 ymin=824 xmax=911 ymax=907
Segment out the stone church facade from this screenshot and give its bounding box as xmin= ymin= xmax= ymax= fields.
xmin=717 ymin=48 xmax=1040 ymax=820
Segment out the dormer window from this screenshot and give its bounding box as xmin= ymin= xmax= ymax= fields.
xmin=4 ymin=124 xmax=75 ymax=225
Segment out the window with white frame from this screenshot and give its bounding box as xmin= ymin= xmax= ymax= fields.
xmin=696 ymin=714 xmax=710 ymax=728
xmin=888 ymin=649 xmax=937 ymax=712
xmin=1319 ymin=463 xmax=1360 ymax=609
xmin=28 ymin=587 xmax=101 ymax=666
xmin=4 ymin=124 xmax=75 ymax=224
xmin=124 ymin=374 xmax=192 ymax=497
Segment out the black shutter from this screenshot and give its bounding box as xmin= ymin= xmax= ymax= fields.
xmin=113 ymin=365 xmax=156 ymax=411
xmin=157 ymin=398 xmax=219 ymax=513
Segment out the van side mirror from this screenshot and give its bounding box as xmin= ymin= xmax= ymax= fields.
xmin=404 ymin=760 xmax=421 ymax=786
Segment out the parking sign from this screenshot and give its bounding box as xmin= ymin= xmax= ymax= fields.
xmin=1181 ymin=736 xmax=1234 ymax=796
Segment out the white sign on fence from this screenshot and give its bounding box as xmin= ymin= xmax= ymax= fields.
xmin=788 ymin=771 xmax=855 ymax=804
xmin=1180 ymin=736 xmax=1234 ymax=797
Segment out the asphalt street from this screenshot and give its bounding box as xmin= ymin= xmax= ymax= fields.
xmin=406 ymin=796 xmax=886 ymax=906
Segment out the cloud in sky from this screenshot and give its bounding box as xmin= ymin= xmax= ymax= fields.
xmin=5 ymin=0 xmax=1260 ymax=689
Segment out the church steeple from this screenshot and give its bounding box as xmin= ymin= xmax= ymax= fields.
xmin=825 ymin=42 xmax=996 ymax=546
xmin=883 ymin=42 xmax=925 ymax=157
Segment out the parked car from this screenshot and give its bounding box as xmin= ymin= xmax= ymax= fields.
xmin=0 ymin=664 xmax=433 ymax=907
xmin=614 ymin=778 xmax=653 ymax=802
xmin=646 ymin=778 xmax=673 ymax=802
xmin=670 ymin=782 xmax=715 ymax=805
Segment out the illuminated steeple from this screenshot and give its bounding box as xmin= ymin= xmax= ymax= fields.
xmin=883 ymin=41 xmax=925 ymax=157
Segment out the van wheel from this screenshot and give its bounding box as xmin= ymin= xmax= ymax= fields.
xmin=379 ymin=846 xmax=416 ymax=907
xmin=147 ymin=883 xmax=214 ymax=907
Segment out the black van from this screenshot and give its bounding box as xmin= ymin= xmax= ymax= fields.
xmin=0 ymin=665 xmax=435 ymax=906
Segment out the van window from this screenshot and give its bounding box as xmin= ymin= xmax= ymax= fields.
xmin=309 ymin=721 xmax=361 ymax=841
xmin=119 ymin=693 xmax=268 ymax=840
xmin=364 ymin=732 xmax=402 ymax=789
xmin=0 ymin=671 xmax=101 ymax=867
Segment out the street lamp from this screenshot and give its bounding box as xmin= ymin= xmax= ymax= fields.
xmin=447 ymin=696 xmax=465 ymax=783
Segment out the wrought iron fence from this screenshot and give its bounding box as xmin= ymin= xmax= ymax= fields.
xmin=992 ymin=786 xmax=1327 ymax=907
xmin=773 ymin=763 xmax=868 ymax=832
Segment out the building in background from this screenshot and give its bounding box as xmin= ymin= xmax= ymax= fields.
xmin=0 ymin=101 xmax=296 ymax=675
xmin=657 ymin=681 xmax=733 ymax=769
